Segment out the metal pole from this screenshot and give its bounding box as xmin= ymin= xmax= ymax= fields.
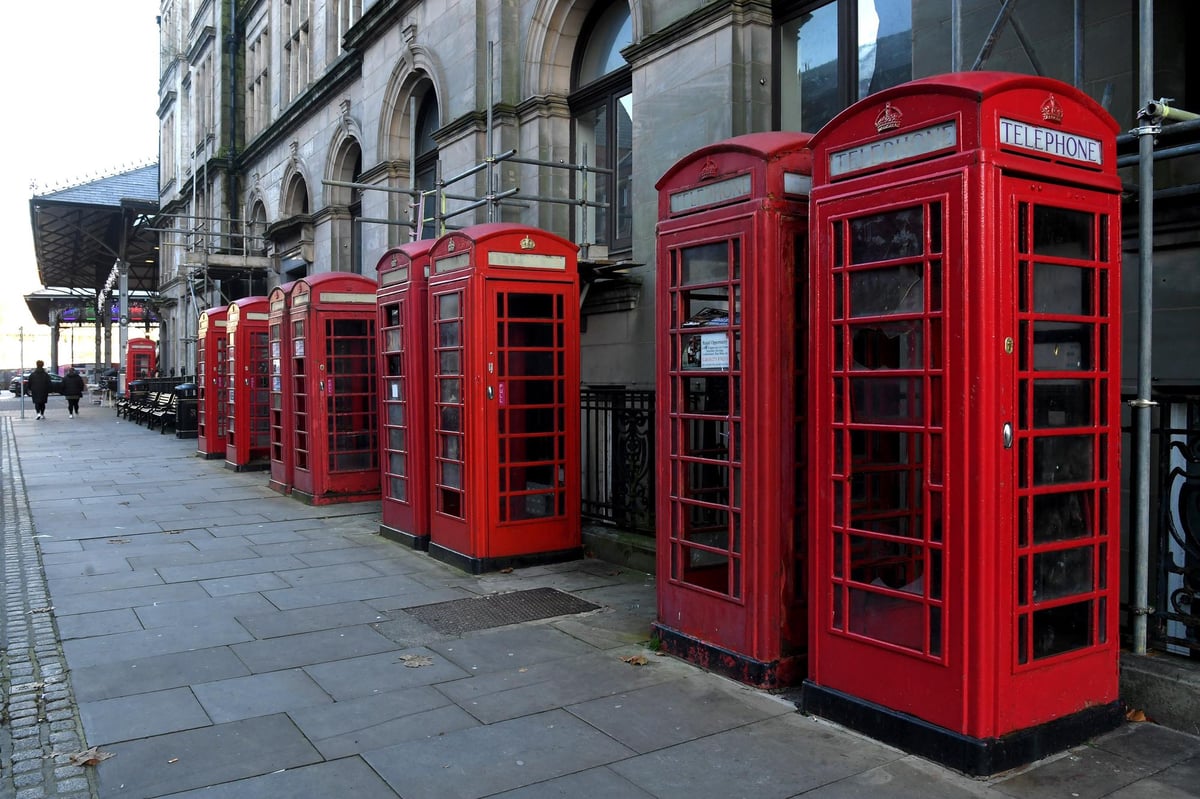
xmin=118 ymin=261 xmax=131 ymax=397
xmin=18 ymin=326 xmax=25 ymax=419
xmin=487 ymin=40 xmax=496 ymax=223
xmin=1073 ymin=0 xmax=1083 ymax=88
xmin=1132 ymin=0 xmax=1155 ymax=655
xmin=951 ymin=0 xmax=962 ymax=72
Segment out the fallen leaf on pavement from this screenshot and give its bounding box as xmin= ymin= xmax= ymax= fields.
xmin=620 ymin=654 xmax=648 ymax=666
xmin=60 ymin=747 xmax=114 ymax=767
xmin=397 ymin=654 xmax=434 ymax=668
xmin=1126 ymin=708 xmax=1149 ymax=722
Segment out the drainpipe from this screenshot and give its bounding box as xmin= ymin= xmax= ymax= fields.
xmin=1131 ymin=0 xmax=1155 ymax=656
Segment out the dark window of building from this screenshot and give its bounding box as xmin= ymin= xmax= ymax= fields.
xmin=414 ymin=90 xmax=439 ymax=241
xmin=571 ymin=2 xmax=633 ymax=254
xmin=777 ymin=0 xmax=913 ymax=132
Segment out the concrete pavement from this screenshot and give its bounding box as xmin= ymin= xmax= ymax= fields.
xmin=0 ymin=393 xmax=1198 ymax=798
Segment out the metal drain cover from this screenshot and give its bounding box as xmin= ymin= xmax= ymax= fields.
xmin=404 ymin=587 xmax=600 ymax=635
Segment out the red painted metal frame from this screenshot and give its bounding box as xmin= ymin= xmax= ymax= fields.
xmin=806 ymin=72 xmax=1122 ymax=743
xmin=376 ymin=240 xmax=435 ymax=548
xmin=287 ymin=272 xmax=380 ymax=505
xmin=268 ymin=282 xmax=297 ymax=494
xmin=653 ymin=132 xmax=813 ymax=687
xmin=196 ymin=306 xmax=229 ymax=458
xmin=224 ymin=296 xmax=271 ymax=471
xmin=425 ymin=223 xmax=581 ymax=572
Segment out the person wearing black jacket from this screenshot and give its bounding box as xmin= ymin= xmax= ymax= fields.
xmin=28 ymin=361 xmax=52 ymax=420
xmin=62 ymin=368 xmax=86 ymax=418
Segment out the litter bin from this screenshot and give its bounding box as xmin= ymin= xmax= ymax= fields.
xmin=127 ymin=379 xmax=148 ymax=400
xmin=174 ymin=383 xmax=199 ymax=439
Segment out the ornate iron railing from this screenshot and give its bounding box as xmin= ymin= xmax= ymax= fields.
xmin=1130 ymin=391 xmax=1200 ymax=655
xmin=580 ymin=386 xmax=655 ymax=535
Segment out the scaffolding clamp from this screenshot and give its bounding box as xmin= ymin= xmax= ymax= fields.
xmin=1127 ymin=397 xmax=1158 ymax=409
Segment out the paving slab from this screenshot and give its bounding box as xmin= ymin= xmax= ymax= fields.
xmin=293 ymin=697 xmax=482 ymax=759
xmin=487 ymin=766 xmax=657 ymax=798
xmin=230 ymin=624 xmax=399 ymax=673
xmin=801 ymin=755 xmax=1011 ymax=798
xmin=991 ymin=741 xmax=1155 ymax=798
xmin=303 ymin=646 xmax=474 ymax=700
xmin=63 ymin=616 xmax=254 ymax=667
xmin=434 ymin=646 xmax=685 ymax=724
xmin=93 ymin=713 xmax=322 ymax=798
xmin=191 ymin=668 xmax=333 ymax=723
xmin=54 ymin=607 xmax=144 ymax=639
xmin=78 ymin=686 xmax=212 ymax=745
xmin=428 ymin=624 xmax=603 ymax=675
xmin=363 ymin=708 xmax=636 ymax=799
xmin=235 ymin=599 xmax=389 ymax=639
xmin=608 ymin=714 xmax=899 ymax=799
xmin=69 ymin=646 xmax=253 ymax=702
xmin=1104 ymin=754 xmax=1200 ymax=799
xmin=565 ymin=673 xmax=792 ymax=754
xmin=133 ymin=591 xmax=276 ymax=629
xmin=156 ymin=756 xmax=401 ymax=799
xmin=50 ymin=581 xmax=210 ymax=615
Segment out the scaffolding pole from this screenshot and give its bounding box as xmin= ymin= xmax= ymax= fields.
xmin=1131 ymin=0 xmax=1155 ymax=656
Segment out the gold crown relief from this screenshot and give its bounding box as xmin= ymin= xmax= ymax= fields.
xmin=1041 ymin=94 xmax=1064 ymax=124
xmin=520 ymin=235 xmax=536 ymax=250
xmin=698 ymin=157 xmax=720 ymax=180
xmin=875 ymin=102 xmax=903 ymax=132
xmin=447 ymin=240 xmax=457 ymax=252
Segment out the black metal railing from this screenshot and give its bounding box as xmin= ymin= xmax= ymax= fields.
xmin=580 ymin=386 xmax=655 ymax=535
xmin=1127 ymin=391 xmax=1200 ymax=656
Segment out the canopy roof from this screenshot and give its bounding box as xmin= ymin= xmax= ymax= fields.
xmin=26 ymin=164 xmax=160 ymax=324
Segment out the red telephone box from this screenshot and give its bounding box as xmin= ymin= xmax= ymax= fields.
xmin=268 ymin=282 xmax=297 ymax=494
xmin=224 ymin=296 xmax=271 ymax=471
xmin=653 ymin=132 xmax=812 ymax=688
xmin=426 ymin=223 xmax=581 ymax=573
xmin=377 ymin=240 xmax=435 ymax=548
xmin=804 ymin=72 xmax=1122 ymax=774
xmin=126 ymin=337 xmax=157 ymax=381
xmin=288 ymin=272 xmax=380 ymax=505
xmin=196 ymin=306 xmax=229 ymax=459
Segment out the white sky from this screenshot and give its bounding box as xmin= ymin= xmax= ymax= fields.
xmin=0 ymin=2 xmax=160 ymax=370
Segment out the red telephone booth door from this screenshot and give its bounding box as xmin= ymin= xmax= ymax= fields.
xmin=653 ymin=132 xmax=812 ymax=688
xmin=224 ymin=297 xmax=271 ymax=471
xmin=289 ymin=273 xmax=380 ymax=505
xmin=196 ymin=307 xmax=229 ymax=458
xmin=805 ymin=72 xmax=1122 ymax=774
xmin=268 ymin=283 xmax=296 ymax=494
xmin=377 ymin=241 xmax=434 ymax=548
xmin=427 ymin=224 xmax=581 ymax=573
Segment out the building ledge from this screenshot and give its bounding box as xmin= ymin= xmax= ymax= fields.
xmin=1121 ymin=650 xmax=1200 ymax=736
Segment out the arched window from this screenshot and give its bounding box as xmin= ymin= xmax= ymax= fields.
xmin=413 ymin=90 xmax=439 ymax=240
xmin=776 ymin=0 xmax=912 ymax=132
xmin=571 ymin=2 xmax=632 ymax=254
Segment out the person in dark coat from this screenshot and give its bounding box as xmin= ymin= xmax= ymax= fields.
xmin=62 ymin=368 xmax=86 ymax=418
xmin=27 ymin=360 xmax=52 ymax=420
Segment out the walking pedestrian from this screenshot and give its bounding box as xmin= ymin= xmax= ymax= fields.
xmin=27 ymin=361 xmax=52 ymax=420
xmin=62 ymin=368 xmax=85 ymax=418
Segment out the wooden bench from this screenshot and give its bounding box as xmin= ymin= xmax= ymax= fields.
xmin=148 ymin=394 xmax=179 ymax=433
xmin=130 ymin=392 xmax=171 ymax=426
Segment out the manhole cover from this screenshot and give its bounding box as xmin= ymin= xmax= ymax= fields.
xmin=404 ymin=587 xmax=600 ymax=635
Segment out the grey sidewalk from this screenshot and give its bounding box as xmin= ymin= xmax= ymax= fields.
xmin=0 ymin=396 xmax=1197 ymax=799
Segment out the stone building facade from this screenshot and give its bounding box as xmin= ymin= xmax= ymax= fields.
xmin=157 ymin=0 xmax=1186 ymax=384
